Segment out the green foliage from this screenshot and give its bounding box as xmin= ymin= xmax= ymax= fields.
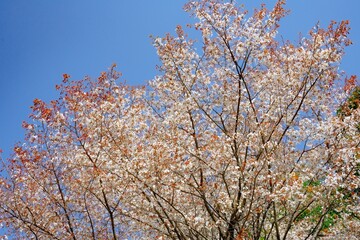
xmin=303 ymin=179 xmax=321 ymax=188
xmin=296 ymin=181 xmax=347 ymax=232
xmin=337 ymin=86 xmax=360 ymax=135
xmin=347 ymin=87 xmax=360 ymax=110
xmin=296 ymin=205 xmax=340 ymax=231
xmin=322 ymin=210 xmax=340 ymax=230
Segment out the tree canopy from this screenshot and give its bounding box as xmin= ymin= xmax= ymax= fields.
xmin=0 ymin=0 xmax=359 ymax=239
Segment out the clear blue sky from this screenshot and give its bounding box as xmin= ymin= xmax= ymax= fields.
xmin=0 ymin=0 xmax=359 ymax=160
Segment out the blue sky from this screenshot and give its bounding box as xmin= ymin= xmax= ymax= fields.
xmin=0 ymin=0 xmax=359 ymax=160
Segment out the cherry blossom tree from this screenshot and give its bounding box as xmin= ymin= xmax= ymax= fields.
xmin=1 ymin=0 xmax=359 ymax=239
